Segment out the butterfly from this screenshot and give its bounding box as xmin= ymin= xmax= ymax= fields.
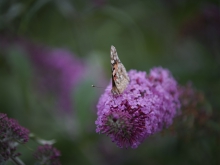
xmin=110 ymin=45 xmax=130 ymax=95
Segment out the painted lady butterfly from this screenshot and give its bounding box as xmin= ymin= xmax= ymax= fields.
xmin=110 ymin=45 xmax=130 ymax=95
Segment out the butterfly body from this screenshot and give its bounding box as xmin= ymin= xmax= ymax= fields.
xmin=110 ymin=45 xmax=130 ymax=95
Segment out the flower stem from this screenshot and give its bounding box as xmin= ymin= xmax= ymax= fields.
xmin=10 ymin=157 xmax=25 ymax=165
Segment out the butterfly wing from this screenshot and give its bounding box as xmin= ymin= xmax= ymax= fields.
xmin=110 ymin=45 xmax=129 ymax=95
xmin=111 ymin=73 xmax=120 ymax=94
xmin=114 ymin=63 xmax=130 ymax=93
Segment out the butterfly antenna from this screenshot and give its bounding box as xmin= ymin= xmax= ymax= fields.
xmin=91 ymin=85 xmax=104 ymax=88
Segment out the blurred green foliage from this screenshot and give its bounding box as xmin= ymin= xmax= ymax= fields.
xmin=0 ymin=0 xmax=220 ymax=165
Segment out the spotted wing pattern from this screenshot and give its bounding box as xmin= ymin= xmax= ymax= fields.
xmin=110 ymin=45 xmax=130 ymax=95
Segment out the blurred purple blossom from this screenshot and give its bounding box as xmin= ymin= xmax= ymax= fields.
xmin=167 ymin=83 xmax=212 ymax=141
xmin=181 ymin=5 xmax=220 ymax=37
xmin=0 ymin=36 xmax=85 ymax=113
xmin=180 ymin=4 xmax=220 ymax=58
xmin=92 ymin=0 xmax=106 ymax=7
xmin=25 ymin=43 xmax=85 ymax=112
xmin=34 ymin=144 xmax=61 ymax=165
xmin=0 ymin=113 xmax=29 ymax=162
xmin=95 ymin=67 xmax=180 ymax=148
xmin=178 ymin=83 xmax=211 ymax=126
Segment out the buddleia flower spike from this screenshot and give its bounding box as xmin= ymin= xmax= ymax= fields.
xmin=95 ymin=47 xmax=180 ymax=148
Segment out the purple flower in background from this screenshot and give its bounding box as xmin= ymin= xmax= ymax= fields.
xmin=25 ymin=43 xmax=85 ymax=112
xmin=34 ymin=144 xmax=61 ymax=165
xmin=93 ymin=0 xmax=106 ymax=7
xmin=95 ymin=67 xmax=180 ymax=148
xmin=0 ymin=113 xmax=29 ymax=162
xmin=180 ymin=5 xmax=220 ymax=58
xmin=0 ymin=36 xmax=85 ymax=113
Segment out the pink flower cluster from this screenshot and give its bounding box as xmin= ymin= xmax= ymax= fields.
xmin=0 ymin=113 xmax=29 ymax=162
xmin=95 ymin=67 xmax=180 ymax=148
